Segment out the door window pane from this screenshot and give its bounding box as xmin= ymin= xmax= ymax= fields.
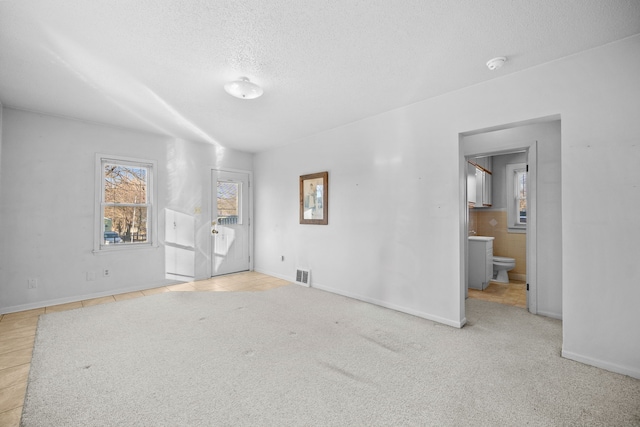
xmin=217 ymin=181 xmax=240 ymax=225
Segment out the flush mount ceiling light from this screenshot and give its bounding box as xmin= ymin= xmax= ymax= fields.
xmin=486 ymin=56 xmax=507 ymax=71
xmin=224 ymin=77 xmax=263 ymax=99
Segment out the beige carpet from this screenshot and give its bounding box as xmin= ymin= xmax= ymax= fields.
xmin=22 ymin=285 xmax=640 ymax=426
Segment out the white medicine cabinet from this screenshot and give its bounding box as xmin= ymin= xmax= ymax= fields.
xmin=467 ymin=156 xmax=492 ymax=207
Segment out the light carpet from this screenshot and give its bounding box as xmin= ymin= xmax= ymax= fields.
xmin=22 ymin=285 xmax=640 ymax=426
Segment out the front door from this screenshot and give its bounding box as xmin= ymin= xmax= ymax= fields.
xmin=211 ymin=170 xmax=250 ymax=276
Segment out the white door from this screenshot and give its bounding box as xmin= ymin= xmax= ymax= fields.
xmin=211 ymin=170 xmax=250 ymax=276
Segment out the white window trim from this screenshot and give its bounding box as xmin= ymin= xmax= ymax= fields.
xmin=506 ymin=162 xmax=527 ymax=233
xmin=94 ymin=153 xmax=158 ymax=253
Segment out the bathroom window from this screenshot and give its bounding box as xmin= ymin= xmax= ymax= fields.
xmin=516 ymin=169 xmax=527 ymax=224
xmin=95 ymin=154 xmax=157 ymax=251
xmin=507 ymin=163 xmax=527 ymax=233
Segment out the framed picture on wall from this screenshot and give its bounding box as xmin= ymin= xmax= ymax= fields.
xmin=300 ymin=171 xmax=328 ymax=225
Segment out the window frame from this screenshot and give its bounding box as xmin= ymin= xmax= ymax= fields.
xmin=216 ymin=179 xmax=243 ymax=225
xmin=515 ymin=169 xmax=527 ymax=225
xmin=94 ymin=154 xmax=158 ymax=252
xmin=506 ymin=162 xmax=527 ymax=233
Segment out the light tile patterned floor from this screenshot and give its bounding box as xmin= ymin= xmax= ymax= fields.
xmin=0 ymin=271 xmax=290 ymax=427
xmin=467 ymin=279 xmax=527 ymax=308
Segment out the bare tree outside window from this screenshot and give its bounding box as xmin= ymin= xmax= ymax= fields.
xmin=217 ymin=181 xmax=239 ymax=225
xmin=506 ymin=163 xmax=526 ymax=232
xmin=516 ymin=169 xmax=527 ymax=224
xmin=102 ymin=162 xmax=150 ymax=245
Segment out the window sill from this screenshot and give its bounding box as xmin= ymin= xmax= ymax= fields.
xmin=93 ymin=243 xmax=159 ymax=255
xmin=507 ymin=227 xmax=526 ymax=234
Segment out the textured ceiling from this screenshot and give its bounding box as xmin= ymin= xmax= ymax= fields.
xmin=1 ymin=1 xmax=639 ymax=152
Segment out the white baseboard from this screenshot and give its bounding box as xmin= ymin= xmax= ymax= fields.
xmin=0 ymin=279 xmax=179 ymax=315
xmin=311 ymin=282 xmax=465 ymax=328
xmin=255 ymin=268 xmax=466 ymax=329
xmin=536 ymin=310 xmax=562 ymax=320
xmin=254 ymin=268 xmax=294 ymax=284
xmin=562 ymin=349 xmax=640 ymax=380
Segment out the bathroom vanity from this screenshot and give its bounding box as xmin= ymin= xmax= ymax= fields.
xmin=468 ymin=236 xmax=494 ymax=290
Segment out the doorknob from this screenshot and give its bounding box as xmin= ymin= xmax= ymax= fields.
xmin=212 ymin=229 xmax=219 ymax=234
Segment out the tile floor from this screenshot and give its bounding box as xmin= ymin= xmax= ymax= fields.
xmin=0 ymin=271 xmax=290 ymax=427
xmin=467 ymin=279 xmax=527 ymax=309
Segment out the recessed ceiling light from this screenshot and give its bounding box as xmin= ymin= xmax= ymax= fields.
xmin=224 ymin=77 xmax=263 ymax=100
xmin=486 ymin=57 xmax=507 ymax=71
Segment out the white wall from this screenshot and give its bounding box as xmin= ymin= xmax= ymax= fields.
xmin=0 ymin=102 xmax=3 ymax=277
xmin=0 ymin=100 xmax=3 ymax=198
xmin=255 ymin=112 xmax=464 ymax=327
xmin=254 ymin=35 xmax=640 ymax=377
xmin=0 ymin=108 xmax=252 ymax=313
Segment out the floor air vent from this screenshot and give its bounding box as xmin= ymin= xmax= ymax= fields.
xmin=295 ymin=268 xmax=310 ymax=287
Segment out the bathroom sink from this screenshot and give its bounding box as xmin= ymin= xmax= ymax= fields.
xmin=468 ymin=236 xmax=495 ymax=241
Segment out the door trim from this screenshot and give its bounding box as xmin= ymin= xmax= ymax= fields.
xmin=210 ymin=168 xmax=253 ymax=277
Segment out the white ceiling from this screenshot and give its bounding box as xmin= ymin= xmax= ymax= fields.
xmin=1 ymin=1 xmax=639 ymax=153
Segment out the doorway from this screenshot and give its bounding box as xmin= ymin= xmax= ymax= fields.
xmin=460 ymin=117 xmax=563 ymax=324
xmin=466 ymin=151 xmax=530 ymax=309
xmin=460 ymin=127 xmax=542 ymax=322
xmin=211 ymin=169 xmax=251 ymax=276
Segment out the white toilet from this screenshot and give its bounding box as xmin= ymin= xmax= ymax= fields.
xmin=493 ymin=256 xmax=516 ymax=283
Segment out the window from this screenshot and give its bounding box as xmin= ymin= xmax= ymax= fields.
xmin=96 ymin=155 xmax=156 ymax=250
xmin=216 ymin=181 xmax=241 ymax=225
xmin=515 ymin=169 xmax=527 ymax=225
xmin=506 ymin=163 xmax=527 ymax=233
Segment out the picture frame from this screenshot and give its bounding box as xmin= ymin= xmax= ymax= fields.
xmin=300 ymin=171 xmax=328 ymax=225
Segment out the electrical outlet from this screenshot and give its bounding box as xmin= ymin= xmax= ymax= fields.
xmin=103 ymin=269 xmax=110 ymax=277
xmin=87 ymin=271 xmax=96 ymax=281
xmin=28 ymin=278 xmax=38 ymax=289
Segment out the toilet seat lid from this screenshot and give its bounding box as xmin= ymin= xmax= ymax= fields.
xmin=493 ymin=256 xmax=515 ymax=262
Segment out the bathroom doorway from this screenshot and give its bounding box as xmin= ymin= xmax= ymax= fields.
xmin=466 ymin=151 xmax=529 ymax=309
xmin=459 ymin=117 xmax=563 ymax=322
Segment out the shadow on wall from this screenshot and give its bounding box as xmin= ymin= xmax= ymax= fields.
xmin=165 ymin=208 xmax=195 ymax=281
